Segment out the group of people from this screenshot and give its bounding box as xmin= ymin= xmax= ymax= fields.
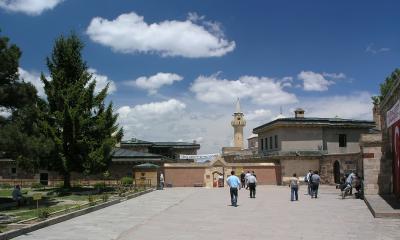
xmin=226 ymin=170 xmax=257 ymax=207
xmin=338 ymin=171 xmax=362 ymax=198
xmin=304 ymin=170 xmax=321 ymax=198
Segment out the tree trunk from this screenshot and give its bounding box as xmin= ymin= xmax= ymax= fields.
xmin=63 ymin=172 xmax=71 ymax=188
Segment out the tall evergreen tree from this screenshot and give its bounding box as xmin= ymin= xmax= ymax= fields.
xmin=0 ymin=30 xmax=53 ymax=172
xmin=42 ymin=34 xmax=123 ymax=187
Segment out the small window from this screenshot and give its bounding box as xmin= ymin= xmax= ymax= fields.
xmin=11 ymin=168 xmax=17 ymax=174
xmin=339 ymin=134 xmax=347 ymax=147
xmin=274 ymin=135 xmax=278 ymax=149
xmin=265 ymin=138 xmax=268 ymax=150
xmin=260 ymin=139 xmax=264 ymax=150
xmin=269 ymin=136 xmax=273 ymax=149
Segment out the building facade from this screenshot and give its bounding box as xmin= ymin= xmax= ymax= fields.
xmin=252 ymin=109 xmax=375 ymax=184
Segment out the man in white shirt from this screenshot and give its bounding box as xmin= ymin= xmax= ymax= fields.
xmin=244 ymin=171 xmax=251 ymax=189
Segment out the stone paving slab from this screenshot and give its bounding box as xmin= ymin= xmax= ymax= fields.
xmin=15 ymin=186 xmax=400 ymax=240
xmin=365 ymin=194 xmax=400 ymax=218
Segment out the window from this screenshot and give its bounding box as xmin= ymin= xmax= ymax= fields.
xmin=265 ymin=138 xmax=268 ymax=150
xmin=269 ymin=136 xmax=273 ymax=149
xmin=274 ymin=135 xmax=278 ymax=149
xmin=260 ymin=139 xmax=264 ymax=150
xmin=339 ymin=134 xmax=347 ymax=147
xmin=11 ymin=168 xmax=17 ymax=174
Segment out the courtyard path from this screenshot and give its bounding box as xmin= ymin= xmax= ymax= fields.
xmin=15 ymin=186 xmax=400 ymax=240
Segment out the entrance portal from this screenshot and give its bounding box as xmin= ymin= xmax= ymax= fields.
xmin=212 ymin=172 xmax=224 ymax=187
xmin=333 ymin=161 xmax=340 ymax=184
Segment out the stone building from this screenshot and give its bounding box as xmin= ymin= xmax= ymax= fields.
xmin=252 ymin=108 xmax=375 ymax=183
xmin=373 ymin=77 xmax=400 ymax=197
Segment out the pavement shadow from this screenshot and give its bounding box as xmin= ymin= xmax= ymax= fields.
xmin=380 ymin=194 xmax=400 ymax=209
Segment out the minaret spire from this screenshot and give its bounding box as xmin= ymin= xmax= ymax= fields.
xmin=231 ymin=98 xmax=246 ymax=149
xmin=235 ymin=98 xmax=241 ymax=113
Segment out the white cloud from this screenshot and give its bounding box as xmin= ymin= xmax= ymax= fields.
xmin=125 ymin=72 xmax=183 ymax=95
xmin=0 ymin=0 xmax=63 ymax=15
xmin=366 ymin=43 xmax=390 ymax=54
xmin=299 ymin=92 xmax=373 ymax=120
xmin=298 ymin=71 xmax=335 ymax=91
xmin=18 ymin=67 xmax=45 ymax=98
xmin=322 ymin=72 xmax=346 ymax=79
xmin=86 ymin=12 xmax=235 ymax=58
xmin=190 ymin=74 xmax=298 ymax=105
xmin=246 ymin=109 xmax=272 ymax=121
xmin=117 ymin=99 xmax=186 ymax=131
xmin=88 ymin=68 xmax=117 ymax=94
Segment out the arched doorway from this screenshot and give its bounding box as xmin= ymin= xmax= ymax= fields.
xmin=212 ymin=171 xmax=224 ymax=187
xmin=333 ymin=161 xmax=340 ymax=184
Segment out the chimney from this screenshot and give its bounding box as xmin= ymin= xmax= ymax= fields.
xmin=294 ymin=108 xmax=305 ymax=118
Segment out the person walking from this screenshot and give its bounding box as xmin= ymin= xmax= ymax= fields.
xmin=248 ymin=173 xmax=257 ymax=198
xmin=290 ymin=173 xmax=299 ymax=201
xmin=244 ymin=171 xmax=251 ymax=189
xmin=159 ymin=173 xmax=165 ymax=190
xmin=12 ymin=185 xmax=23 ymax=207
xmin=240 ymin=171 xmax=246 ymax=190
xmin=305 ymin=170 xmax=313 ymax=195
xmin=226 ymin=171 xmax=241 ymax=207
xmin=346 ymin=171 xmax=355 ymax=195
xmin=310 ymin=171 xmax=321 ymax=198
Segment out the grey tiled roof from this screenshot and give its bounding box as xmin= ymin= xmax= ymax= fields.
xmin=112 ymin=148 xmax=162 ymax=159
xmin=253 ymin=117 xmax=375 ymax=132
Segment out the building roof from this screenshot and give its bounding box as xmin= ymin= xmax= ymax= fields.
xmin=253 ymin=117 xmax=375 ymax=133
xmin=112 ymin=148 xmax=162 ymax=159
xmin=152 ymin=142 xmax=200 ymax=149
xmin=133 ymin=163 xmax=160 ymax=168
xmin=120 ymin=138 xmax=200 ymax=149
xmin=120 ymin=138 xmax=153 ymax=145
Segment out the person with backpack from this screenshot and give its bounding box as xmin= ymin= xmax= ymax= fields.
xmin=305 ymin=170 xmax=313 ymax=195
xmin=310 ymin=171 xmax=321 ymax=198
xmin=290 ymin=173 xmax=299 ymax=201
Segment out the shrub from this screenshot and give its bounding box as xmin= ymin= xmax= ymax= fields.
xmin=102 ymin=193 xmax=109 ymax=202
xmin=38 ymin=208 xmax=50 ymax=219
xmin=93 ymin=182 xmax=106 ymax=191
xmin=31 ymin=183 xmax=44 ymax=189
xmin=88 ymin=195 xmax=96 ymax=206
xmin=0 ymin=183 xmax=12 ymax=189
xmin=120 ymin=177 xmax=133 ymax=186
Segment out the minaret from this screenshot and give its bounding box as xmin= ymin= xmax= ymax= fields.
xmin=231 ymin=98 xmax=246 ymax=149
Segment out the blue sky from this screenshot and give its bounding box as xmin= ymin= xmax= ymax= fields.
xmin=1 ymin=0 xmax=399 ymax=153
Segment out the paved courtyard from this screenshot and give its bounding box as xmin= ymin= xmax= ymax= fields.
xmin=16 ymin=186 xmax=400 ymax=240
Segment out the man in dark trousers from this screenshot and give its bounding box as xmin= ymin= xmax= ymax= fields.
xmin=226 ymin=171 xmax=241 ymax=207
xmin=248 ymin=172 xmax=257 ymax=198
xmin=240 ymin=171 xmax=246 ymax=190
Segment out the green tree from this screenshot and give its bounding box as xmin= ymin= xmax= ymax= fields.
xmin=42 ymin=34 xmax=123 ymax=188
xmin=372 ymin=68 xmax=400 ymax=104
xmin=0 ymin=31 xmax=53 ymax=172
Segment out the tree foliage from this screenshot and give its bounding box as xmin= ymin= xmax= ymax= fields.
xmin=372 ymin=68 xmax=400 ymax=104
xmin=0 ymin=31 xmax=54 ymax=172
xmin=42 ymin=34 xmax=123 ymax=187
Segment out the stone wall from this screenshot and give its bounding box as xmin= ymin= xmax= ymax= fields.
xmin=360 ymin=133 xmax=392 ymax=195
xmin=164 ymin=167 xmax=206 ymax=187
xmin=378 ymin=77 xmax=400 ymax=196
xmin=280 ymin=158 xmax=319 ymax=183
xmin=320 ymin=153 xmax=360 ymax=184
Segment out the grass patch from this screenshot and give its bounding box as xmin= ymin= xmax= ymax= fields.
xmin=5 ymin=204 xmax=77 ymax=221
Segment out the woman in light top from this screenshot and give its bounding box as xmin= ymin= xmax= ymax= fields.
xmin=289 ymin=173 xmax=299 ymax=201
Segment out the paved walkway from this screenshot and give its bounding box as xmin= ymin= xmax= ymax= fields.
xmin=16 ymin=186 xmax=400 ymax=240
